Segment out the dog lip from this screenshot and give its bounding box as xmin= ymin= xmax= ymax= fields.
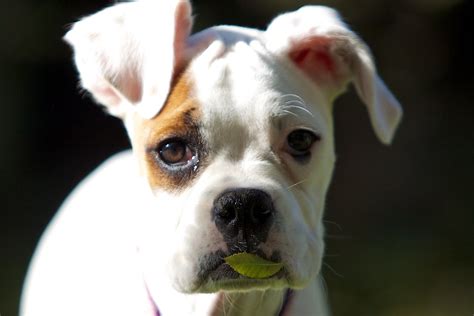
xmin=208 ymin=262 xmax=287 ymax=281
xmin=207 ymin=262 xmax=242 ymax=280
xmin=197 ymin=250 xmax=286 ymax=286
xmin=195 ymin=263 xmax=288 ymax=293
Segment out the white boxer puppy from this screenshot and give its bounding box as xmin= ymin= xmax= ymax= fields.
xmin=21 ymin=1 xmax=402 ymax=315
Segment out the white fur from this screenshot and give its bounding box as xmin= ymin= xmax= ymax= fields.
xmin=264 ymin=6 xmax=402 ymax=144
xmin=64 ymin=0 xmax=193 ymax=118
xmin=21 ymin=2 xmax=402 ymax=315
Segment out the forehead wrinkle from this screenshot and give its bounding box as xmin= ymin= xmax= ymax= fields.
xmin=192 ymin=38 xmax=332 ymax=157
xmin=271 ymin=101 xmax=322 ymax=133
xmin=194 ymin=46 xmax=271 ymax=154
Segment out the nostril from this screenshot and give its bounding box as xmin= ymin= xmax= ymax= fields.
xmin=213 ymin=197 xmax=239 ymax=225
xmin=250 ymin=206 xmax=273 ymax=224
xmin=216 ymin=204 xmax=236 ymax=222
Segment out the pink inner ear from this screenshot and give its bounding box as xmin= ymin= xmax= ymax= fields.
xmin=289 ymin=37 xmax=339 ymax=83
xmin=173 ymin=1 xmax=193 ymax=67
xmin=291 ymin=48 xmax=335 ymax=72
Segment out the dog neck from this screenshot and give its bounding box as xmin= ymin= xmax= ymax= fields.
xmin=207 ymin=290 xmax=292 ymax=316
xmin=147 ymin=283 xmax=291 ymax=316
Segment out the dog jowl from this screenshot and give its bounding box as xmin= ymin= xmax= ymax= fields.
xmin=21 ymin=1 xmax=402 ymax=315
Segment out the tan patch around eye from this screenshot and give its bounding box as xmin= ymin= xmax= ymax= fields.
xmin=130 ymin=71 xmax=204 ymax=192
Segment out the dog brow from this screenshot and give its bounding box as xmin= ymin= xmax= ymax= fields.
xmin=271 ymin=94 xmax=320 ymax=132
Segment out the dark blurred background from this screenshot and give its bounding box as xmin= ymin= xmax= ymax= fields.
xmin=1 ymin=0 xmax=473 ymax=315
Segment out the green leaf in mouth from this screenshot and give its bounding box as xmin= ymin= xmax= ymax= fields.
xmin=224 ymin=252 xmax=283 ymax=279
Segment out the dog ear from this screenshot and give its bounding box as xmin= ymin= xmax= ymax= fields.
xmin=64 ymin=0 xmax=193 ymax=119
xmin=264 ymin=6 xmax=402 ymax=145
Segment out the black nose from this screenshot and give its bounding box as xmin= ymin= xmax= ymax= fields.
xmin=212 ymin=188 xmax=275 ymax=252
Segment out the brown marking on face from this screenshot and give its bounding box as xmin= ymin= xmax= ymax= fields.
xmin=129 ymin=71 xmax=206 ymax=192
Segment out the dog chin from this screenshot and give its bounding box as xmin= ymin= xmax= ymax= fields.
xmin=196 ymin=274 xmax=289 ymax=293
xmin=180 ymin=266 xmax=316 ymax=294
xmin=170 ymin=253 xmax=320 ymax=294
xmin=183 ymin=266 xmax=290 ymax=294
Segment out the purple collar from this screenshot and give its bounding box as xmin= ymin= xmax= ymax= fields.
xmin=278 ymin=289 xmax=294 ymax=316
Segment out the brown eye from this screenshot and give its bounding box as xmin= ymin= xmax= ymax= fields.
xmin=158 ymin=140 xmax=194 ymax=166
xmin=287 ymin=129 xmax=319 ymax=158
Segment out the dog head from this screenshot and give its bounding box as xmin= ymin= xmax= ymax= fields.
xmin=65 ymin=0 xmax=402 ymax=295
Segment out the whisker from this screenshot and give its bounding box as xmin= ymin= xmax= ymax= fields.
xmin=258 ymin=291 xmax=266 ymax=309
xmin=280 ymin=109 xmax=300 ymax=118
xmin=286 ymin=178 xmax=309 ymax=191
xmin=323 ymin=220 xmax=343 ymax=232
xmin=283 ymin=100 xmax=306 ymax=107
xmin=281 ymin=106 xmax=315 ymax=119
xmin=323 ymin=262 xmax=344 ymax=278
xmin=283 ymin=103 xmax=314 ymax=117
xmin=279 ymin=93 xmax=305 ymax=103
xmin=223 ymin=293 xmax=239 ymax=314
xmin=226 ymin=293 xmax=242 ymax=314
xmin=320 ymin=274 xmax=329 ymax=297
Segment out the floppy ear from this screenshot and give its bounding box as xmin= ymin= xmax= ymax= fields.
xmin=64 ymin=0 xmax=193 ymax=119
xmin=264 ymin=6 xmax=402 ymax=145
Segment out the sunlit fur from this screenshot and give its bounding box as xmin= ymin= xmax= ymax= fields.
xmin=21 ymin=2 xmax=402 ymax=316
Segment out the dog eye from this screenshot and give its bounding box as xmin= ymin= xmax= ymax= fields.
xmin=286 ymin=129 xmax=320 ymax=158
xmin=158 ymin=139 xmax=195 ymax=166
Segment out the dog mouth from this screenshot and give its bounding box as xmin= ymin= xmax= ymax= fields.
xmin=195 ymin=249 xmax=288 ymax=292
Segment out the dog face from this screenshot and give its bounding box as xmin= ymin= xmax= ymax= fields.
xmin=126 ymin=40 xmax=336 ymax=293
xmin=65 ymin=1 xmax=402 ymax=295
